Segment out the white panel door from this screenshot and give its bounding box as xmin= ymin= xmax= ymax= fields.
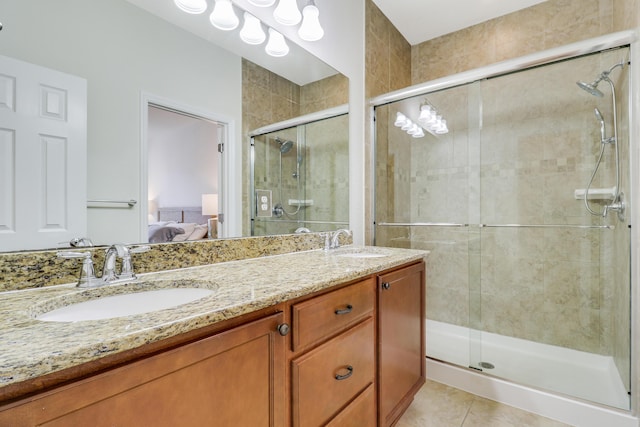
xmin=0 ymin=55 xmax=87 ymax=251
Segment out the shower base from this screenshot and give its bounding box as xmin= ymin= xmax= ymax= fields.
xmin=426 ymin=320 xmax=630 ymax=418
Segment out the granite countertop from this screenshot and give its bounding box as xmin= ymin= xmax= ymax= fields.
xmin=0 ymin=246 xmax=427 ymax=394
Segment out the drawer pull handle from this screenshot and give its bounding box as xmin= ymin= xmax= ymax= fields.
xmin=382 ymin=282 xmax=391 ymax=290
xmin=335 ymin=365 xmax=353 ymax=381
xmin=334 ymin=304 xmax=353 ymax=315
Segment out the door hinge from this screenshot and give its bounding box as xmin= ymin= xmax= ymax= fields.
xmin=218 ymin=213 xmax=224 ymax=223
xmin=218 ymin=143 xmax=224 ymax=153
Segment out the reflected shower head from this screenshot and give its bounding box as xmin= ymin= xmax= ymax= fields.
xmin=577 ymin=79 xmax=604 ymax=97
xmin=274 ymin=137 xmax=294 ymax=154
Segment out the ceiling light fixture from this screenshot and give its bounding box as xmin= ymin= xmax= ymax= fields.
xmin=240 ymin=12 xmax=266 ymax=44
xmin=273 ymin=0 xmax=302 ymax=26
xmin=265 ymin=28 xmax=289 ymax=57
xmin=298 ymin=0 xmax=324 ymax=41
xmin=174 ymin=0 xmax=208 ymax=14
xmin=210 ymin=0 xmax=239 ymax=31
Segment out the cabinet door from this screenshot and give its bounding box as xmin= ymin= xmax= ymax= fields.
xmin=0 ymin=312 xmax=286 ymax=427
xmin=378 ymin=262 xmax=426 ymax=427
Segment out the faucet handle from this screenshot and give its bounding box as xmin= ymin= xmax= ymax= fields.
xmin=119 ymin=245 xmax=150 ymax=280
xmin=57 ymin=251 xmax=98 ymax=287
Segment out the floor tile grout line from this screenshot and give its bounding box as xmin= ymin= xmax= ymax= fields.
xmin=459 ymin=398 xmax=476 ymax=427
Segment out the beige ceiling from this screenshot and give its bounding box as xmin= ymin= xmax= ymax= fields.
xmin=371 ymin=0 xmax=548 ymax=45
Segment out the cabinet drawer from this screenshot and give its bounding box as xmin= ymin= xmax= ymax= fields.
xmin=326 ymin=383 xmax=376 ymax=427
xmin=291 ymin=318 xmax=375 ymax=427
xmin=292 ymin=278 xmax=374 ymax=351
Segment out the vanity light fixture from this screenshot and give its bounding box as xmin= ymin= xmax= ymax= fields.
xmin=298 ymin=0 xmax=324 ymax=41
xmin=265 ymin=28 xmax=289 ymax=57
xmin=174 ymin=0 xmax=208 ymax=14
xmin=210 ymin=0 xmax=239 ymax=31
xmin=240 ymin=12 xmax=266 ymax=44
xmin=273 ymin=0 xmax=302 ymax=26
xmin=394 ymin=111 xmax=426 ymax=139
xmin=248 ymin=0 xmax=276 ymax=6
xmin=175 ymin=0 xmax=324 ymax=56
xmin=417 ymin=102 xmax=449 ymax=135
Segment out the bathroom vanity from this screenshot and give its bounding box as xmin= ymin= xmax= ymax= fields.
xmin=0 ymin=247 xmax=426 ymax=426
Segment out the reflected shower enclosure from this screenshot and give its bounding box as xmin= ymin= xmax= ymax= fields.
xmin=374 ymin=47 xmax=631 ymax=410
xmin=250 ymin=112 xmax=349 ymax=235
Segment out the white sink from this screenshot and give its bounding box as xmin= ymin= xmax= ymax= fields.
xmin=36 ymin=288 xmax=215 ymax=322
xmin=337 ymin=252 xmax=388 ymax=259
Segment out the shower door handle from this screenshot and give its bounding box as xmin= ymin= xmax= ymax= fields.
xmin=382 ymin=282 xmax=391 ymax=290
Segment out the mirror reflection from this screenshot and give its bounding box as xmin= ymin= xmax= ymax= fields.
xmin=0 ymin=0 xmax=348 ymax=253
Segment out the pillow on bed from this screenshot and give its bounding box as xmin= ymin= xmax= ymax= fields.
xmin=148 ymin=224 xmax=185 ymax=243
xmin=187 ymin=224 xmax=208 ymax=240
xmin=172 ymin=223 xmax=197 ymax=242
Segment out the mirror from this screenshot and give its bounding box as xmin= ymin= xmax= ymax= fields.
xmin=0 ymin=0 xmax=347 ymax=253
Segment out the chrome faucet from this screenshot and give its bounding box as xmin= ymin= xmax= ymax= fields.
xmin=58 ymin=244 xmax=149 ymax=288
xmin=102 ymin=244 xmax=150 ymax=284
xmin=329 ymin=229 xmax=352 ymax=250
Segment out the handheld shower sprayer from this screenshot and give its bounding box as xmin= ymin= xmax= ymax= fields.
xmin=593 ymin=108 xmax=607 ymax=144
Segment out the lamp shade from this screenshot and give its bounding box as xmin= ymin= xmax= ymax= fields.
xmin=240 ymin=12 xmax=266 ymax=45
xmin=202 ymin=193 xmax=219 ymax=216
xmin=273 ymin=0 xmax=301 ymax=26
xmin=210 ymin=0 xmax=239 ymax=31
xmin=265 ymin=28 xmax=289 ymax=57
xmin=174 ymin=0 xmax=208 ymax=14
xmin=298 ymin=1 xmax=324 ymax=41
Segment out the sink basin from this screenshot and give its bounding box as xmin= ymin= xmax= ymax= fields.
xmin=36 ymin=288 xmax=215 ymax=322
xmin=337 ymin=252 xmax=388 ymax=259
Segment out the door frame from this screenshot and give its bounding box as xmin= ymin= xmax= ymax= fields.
xmin=140 ymin=92 xmax=238 ymax=241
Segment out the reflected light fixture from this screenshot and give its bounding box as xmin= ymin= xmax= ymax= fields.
xmin=265 ymin=28 xmax=289 ymax=57
xmin=298 ymin=0 xmax=324 ymax=41
xmin=274 ymin=0 xmax=302 ymax=26
xmin=210 ymin=0 xmax=239 ymax=30
xmin=240 ymin=12 xmax=266 ymax=44
xmin=174 ymin=0 xmax=208 ymax=14
xmin=417 ymin=103 xmax=448 ymax=135
xmin=248 ymin=0 xmax=276 ymax=6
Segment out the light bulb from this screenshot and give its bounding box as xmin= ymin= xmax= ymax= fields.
xmin=274 ymin=0 xmax=301 ymax=26
xmin=210 ymin=0 xmax=239 ymax=31
xmin=418 ymin=105 xmax=433 ymax=123
xmin=265 ymin=28 xmax=289 ymax=57
xmin=298 ymin=1 xmax=324 ymax=41
xmin=240 ymin=12 xmax=266 ymax=45
xmin=174 ymin=0 xmax=207 ymax=14
xmin=435 ymin=119 xmax=449 ymax=134
xmin=401 ymin=120 xmax=413 ymax=131
xmin=248 ymin=0 xmax=276 ymax=6
xmin=412 ymin=128 xmax=425 ymax=138
xmin=394 ymin=112 xmax=407 ymax=127
xmin=408 ymin=124 xmax=420 ymax=135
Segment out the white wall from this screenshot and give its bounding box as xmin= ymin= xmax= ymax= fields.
xmin=147 ymin=107 xmax=220 ymax=212
xmin=0 ymin=0 xmax=242 ymax=245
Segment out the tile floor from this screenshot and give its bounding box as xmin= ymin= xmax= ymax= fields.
xmin=396 ymin=380 xmax=572 ymax=427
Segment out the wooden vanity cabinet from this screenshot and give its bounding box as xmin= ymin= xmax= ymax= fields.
xmin=289 ymin=277 xmax=377 ymax=427
xmin=377 ymin=261 xmax=426 ymax=427
xmin=0 ymin=312 xmax=286 ymax=427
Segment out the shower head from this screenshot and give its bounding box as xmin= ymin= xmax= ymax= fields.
xmin=577 ymin=79 xmax=604 ymax=97
xmin=274 ymin=137 xmax=294 ymax=154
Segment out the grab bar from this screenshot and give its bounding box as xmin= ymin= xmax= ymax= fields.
xmin=87 ymin=199 xmax=137 ymax=208
xmin=376 ymin=222 xmax=468 ymax=227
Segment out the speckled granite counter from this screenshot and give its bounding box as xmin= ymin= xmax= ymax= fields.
xmin=0 ymin=245 xmax=427 ymax=398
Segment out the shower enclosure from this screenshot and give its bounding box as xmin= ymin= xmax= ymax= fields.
xmin=374 ymin=44 xmax=632 ymax=410
xmin=250 ymin=110 xmax=349 ymax=235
